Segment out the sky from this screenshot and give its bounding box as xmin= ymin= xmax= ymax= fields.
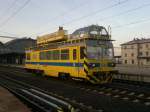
xmin=0 ymin=0 xmax=150 ymax=55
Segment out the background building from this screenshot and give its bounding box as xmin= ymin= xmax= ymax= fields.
xmin=0 ymin=38 xmax=36 ymax=64
xmin=121 ymin=38 xmax=150 ymax=65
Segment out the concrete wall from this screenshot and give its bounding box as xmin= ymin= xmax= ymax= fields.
xmin=114 ymin=64 xmax=150 ymax=83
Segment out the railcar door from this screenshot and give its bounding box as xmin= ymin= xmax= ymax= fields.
xmin=79 ymin=46 xmax=86 ymax=78
xmin=72 ymin=47 xmax=79 ymax=77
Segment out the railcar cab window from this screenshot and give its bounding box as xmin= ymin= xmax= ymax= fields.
xmin=90 ymin=31 xmax=98 ymax=35
xmin=80 ymin=47 xmax=85 ymax=59
xmin=103 ymin=47 xmax=113 ymax=59
xmin=87 ymin=46 xmax=113 ymax=59
xmin=61 ymin=49 xmax=69 ymax=60
xmin=100 ymin=28 xmax=108 ymax=35
xmin=87 ymin=46 xmax=101 ymax=59
xmin=89 ymin=28 xmax=108 ymax=36
xmin=40 ymin=52 xmax=46 ymax=60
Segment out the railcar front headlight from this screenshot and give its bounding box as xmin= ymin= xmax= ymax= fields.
xmin=92 ymin=64 xmax=96 ymax=67
xmin=108 ymin=62 xmax=116 ymax=67
xmin=89 ymin=63 xmax=96 ymax=68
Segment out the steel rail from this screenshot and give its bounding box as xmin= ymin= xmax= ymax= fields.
xmin=0 ymin=76 xmax=73 ymax=112
xmin=0 ymin=73 xmax=100 ymax=112
xmin=0 ymin=82 xmax=49 ymax=112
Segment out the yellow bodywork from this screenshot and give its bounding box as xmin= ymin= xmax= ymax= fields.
xmin=26 ymin=46 xmax=85 ymax=78
xmin=25 ymin=45 xmax=114 ymax=84
xmin=37 ymin=27 xmax=67 ymax=45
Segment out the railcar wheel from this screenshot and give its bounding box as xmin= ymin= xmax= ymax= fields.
xmin=58 ymin=72 xmax=70 ymax=80
xmin=35 ymin=70 xmax=43 ymax=76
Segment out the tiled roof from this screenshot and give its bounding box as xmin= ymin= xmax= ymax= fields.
xmin=121 ymin=38 xmax=150 ymax=45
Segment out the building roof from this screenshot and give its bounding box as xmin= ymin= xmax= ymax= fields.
xmin=0 ymin=42 xmax=4 ymax=48
xmin=0 ymin=38 xmax=36 ymax=54
xmin=121 ymin=38 xmax=150 ymax=45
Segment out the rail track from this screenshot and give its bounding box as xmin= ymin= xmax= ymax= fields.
xmin=0 ymin=74 xmax=101 ymax=112
xmin=0 ymin=65 xmax=150 ymax=112
xmin=0 ymin=75 xmax=77 ymax=112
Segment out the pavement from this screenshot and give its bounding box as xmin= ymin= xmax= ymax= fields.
xmin=0 ymin=86 xmax=31 ymax=112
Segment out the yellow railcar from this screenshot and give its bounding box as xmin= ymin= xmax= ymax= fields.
xmin=25 ymin=25 xmax=117 ymax=84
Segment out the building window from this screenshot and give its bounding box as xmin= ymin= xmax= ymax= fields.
xmin=73 ymin=49 xmax=77 ymax=60
xmin=131 ymin=60 xmax=134 ymax=64
xmin=125 ymin=53 xmax=127 ymax=57
xmin=61 ymin=49 xmax=69 ymax=60
xmin=131 ymin=46 xmax=134 ymax=49
xmin=124 ymin=46 xmax=127 ymax=49
xmin=147 ymin=59 xmax=150 ymax=62
xmin=139 ymin=44 xmax=142 ymax=49
xmin=146 ymin=44 xmax=149 ymax=48
xmin=139 ymin=52 xmax=143 ymax=56
xmin=146 ymin=52 xmax=149 ymax=56
xmin=124 ymin=60 xmax=127 ymax=64
xmin=131 ymin=53 xmax=134 ymax=57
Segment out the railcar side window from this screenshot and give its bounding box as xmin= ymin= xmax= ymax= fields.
xmin=46 ymin=51 xmax=52 ymax=60
xmin=26 ymin=53 xmax=30 ymax=60
xmin=40 ymin=52 xmax=46 ymax=60
xmin=61 ymin=49 xmax=69 ymax=60
xmin=53 ymin=50 xmax=60 ymax=60
xmin=80 ymin=47 xmax=85 ymax=59
xmin=73 ymin=49 xmax=77 ymax=60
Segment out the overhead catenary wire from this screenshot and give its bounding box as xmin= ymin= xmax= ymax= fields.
xmin=68 ymin=1 xmax=150 ymax=32
xmin=38 ymin=0 xmax=90 ymax=27
xmin=0 ymin=0 xmax=19 ymax=19
xmin=112 ymin=17 xmax=150 ymax=29
xmin=30 ymin=0 xmax=129 ymax=37
xmin=95 ymin=2 xmax=150 ymax=22
xmin=0 ymin=0 xmax=31 ymax=29
xmin=66 ymin=1 xmax=150 ymax=34
xmin=2 ymin=0 xmax=150 ymax=41
xmin=0 ymin=0 xmax=90 ymax=39
xmin=61 ymin=0 xmax=129 ymax=26
xmin=2 ymin=0 xmax=149 ymax=38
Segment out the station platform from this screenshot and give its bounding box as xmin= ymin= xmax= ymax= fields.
xmin=0 ymin=86 xmax=31 ymax=112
